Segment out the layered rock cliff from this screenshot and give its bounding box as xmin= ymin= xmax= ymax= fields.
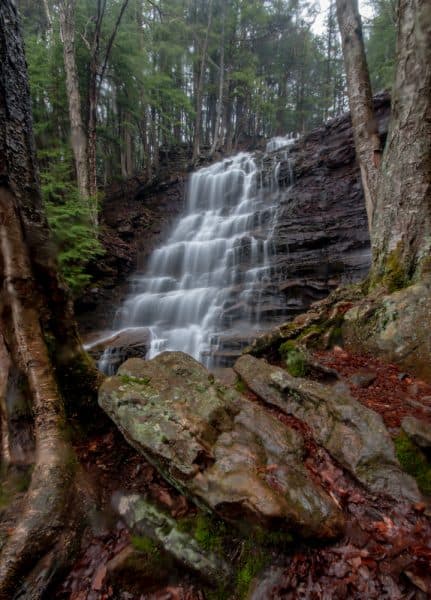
xmin=77 ymin=94 xmax=390 ymax=347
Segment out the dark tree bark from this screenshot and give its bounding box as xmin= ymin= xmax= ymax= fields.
xmin=336 ymin=0 xmax=382 ymax=232
xmin=0 ymin=2 xmax=100 ymax=596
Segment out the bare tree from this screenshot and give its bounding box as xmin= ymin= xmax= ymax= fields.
xmin=59 ymin=0 xmax=90 ymax=201
xmin=336 ymin=0 xmax=382 ymax=232
xmin=337 ymin=0 xmax=431 ymax=283
xmin=192 ymin=0 xmax=214 ymax=163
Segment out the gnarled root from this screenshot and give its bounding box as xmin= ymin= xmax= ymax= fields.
xmin=0 ymin=188 xmax=86 ymax=598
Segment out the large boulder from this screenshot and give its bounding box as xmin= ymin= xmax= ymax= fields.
xmin=234 ymin=354 xmax=420 ymax=503
xmin=342 ymin=280 xmax=431 ymax=382
xmin=99 ymin=351 xmax=343 ymax=539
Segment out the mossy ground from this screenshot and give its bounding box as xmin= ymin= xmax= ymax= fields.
xmin=394 ymin=432 xmax=431 ymax=496
xmin=178 ymin=511 xmax=293 ymax=599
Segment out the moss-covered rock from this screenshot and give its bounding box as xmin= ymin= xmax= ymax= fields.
xmin=114 ymin=493 xmax=231 ymax=582
xmin=234 ymin=354 xmax=421 ymax=503
xmin=343 ymin=280 xmax=431 ymax=381
xmin=394 ymin=432 xmax=431 ymax=496
xmin=100 ymin=352 xmax=343 ymax=539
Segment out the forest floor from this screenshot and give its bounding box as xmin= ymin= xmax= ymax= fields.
xmin=49 ymin=348 xmax=431 ymax=600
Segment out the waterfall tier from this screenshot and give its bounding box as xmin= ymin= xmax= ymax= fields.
xmin=101 ymin=150 xmax=291 ymax=371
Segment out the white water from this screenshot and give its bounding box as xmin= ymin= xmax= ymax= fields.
xmin=265 ymin=134 xmax=297 ymax=153
xmin=100 ymin=146 xmax=292 ymax=372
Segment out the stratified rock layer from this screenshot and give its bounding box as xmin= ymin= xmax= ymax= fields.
xmin=267 ymin=94 xmax=389 ymax=320
xmin=234 ymin=354 xmax=420 ymax=503
xmin=99 ymin=351 xmax=343 ymax=539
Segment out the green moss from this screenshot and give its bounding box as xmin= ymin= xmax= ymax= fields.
xmin=394 ymin=432 xmax=431 ymax=495
xmin=131 ymin=535 xmax=159 ymax=554
xmin=235 ymin=379 xmax=247 ymax=393
xmin=194 ymin=513 xmax=227 ymax=553
xmin=120 ymin=374 xmax=151 ymax=386
xmin=328 ymin=325 xmax=343 ymax=346
xmin=297 ymin=324 xmax=325 ymax=341
xmin=383 ymin=251 xmax=409 ymax=292
xmin=235 ymin=540 xmax=268 ymax=599
xmin=279 ymin=341 xmax=307 ymax=377
xmin=371 ymin=246 xmax=410 ymax=293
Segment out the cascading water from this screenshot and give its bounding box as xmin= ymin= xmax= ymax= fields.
xmin=98 ymin=145 xmax=294 ymax=372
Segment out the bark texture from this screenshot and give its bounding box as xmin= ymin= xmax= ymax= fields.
xmin=59 ymin=0 xmax=89 ymax=200
xmin=336 ymin=0 xmax=381 ymax=231
xmin=371 ymin=0 xmax=431 ymax=281
xmin=0 ymin=3 xmax=99 ymax=594
xmin=0 ymin=0 xmax=100 ymax=409
xmin=0 ymin=187 xmax=79 ymax=599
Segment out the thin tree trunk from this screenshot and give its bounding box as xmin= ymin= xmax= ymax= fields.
xmin=59 ymin=0 xmax=89 ymax=200
xmin=336 ymin=0 xmax=382 ymax=232
xmin=210 ymin=0 xmax=225 ymax=157
xmin=192 ymin=0 xmax=213 ymax=163
xmin=371 ymin=0 xmax=431 ymax=282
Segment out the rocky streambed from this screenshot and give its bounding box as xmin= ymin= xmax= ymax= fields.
xmin=57 ymin=317 xmax=431 ymax=599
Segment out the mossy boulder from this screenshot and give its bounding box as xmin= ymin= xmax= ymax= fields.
xmin=99 ymin=352 xmax=343 ymax=539
xmin=343 ymin=280 xmax=431 ymax=382
xmin=113 ymin=493 xmax=231 ymax=581
xmin=234 ymin=354 xmax=421 ymax=503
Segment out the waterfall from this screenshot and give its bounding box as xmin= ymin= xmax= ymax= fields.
xmin=99 ymin=147 xmax=294 ymax=372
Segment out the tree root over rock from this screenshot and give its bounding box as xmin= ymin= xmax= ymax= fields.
xmin=0 ymin=188 xmax=87 ymax=599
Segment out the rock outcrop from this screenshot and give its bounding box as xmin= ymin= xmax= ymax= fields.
xmin=264 ymin=93 xmax=389 ymax=320
xmin=99 ymin=351 xmax=344 ymax=539
xmin=234 ymin=354 xmax=420 ymax=503
xmin=342 ymin=279 xmax=431 ymax=381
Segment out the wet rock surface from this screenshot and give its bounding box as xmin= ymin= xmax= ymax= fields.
xmin=76 ymin=177 xmax=185 ymax=333
xmin=343 ymin=279 xmax=431 ymax=381
xmin=402 ymin=416 xmax=431 ymax=449
xmin=84 ymin=327 xmax=151 ymax=373
xmin=113 ymin=493 xmax=231 ymax=581
xmin=234 ymin=354 xmax=421 ymax=503
xmin=99 ymin=351 xmax=343 ymax=539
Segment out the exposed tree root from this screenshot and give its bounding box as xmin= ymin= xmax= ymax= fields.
xmin=0 ymin=187 xmax=85 ymax=599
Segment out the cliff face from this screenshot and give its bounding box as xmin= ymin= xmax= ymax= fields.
xmin=267 ymin=93 xmax=389 ymax=319
xmin=76 ymin=176 xmax=185 ymax=333
xmin=77 ymin=95 xmax=390 ymax=341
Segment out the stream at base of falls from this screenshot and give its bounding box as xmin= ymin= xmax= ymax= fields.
xmin=98 ymin=140 xmax=295 ymax=373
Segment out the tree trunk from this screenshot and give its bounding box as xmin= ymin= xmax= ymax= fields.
xmin=371 ymin=0 xmax=431 ymax=282
xmin=210 ymin=0 xmax=225 ymax=157
xmin=59 ymin=0 xmax=89 ymax=200
xmin=0 ymin=3 xmax=100 ymax=594
xmin=192 ymin=0 xmax=213 ymax=163
xmin=336 ymin=0 xmax=382 ymax=232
